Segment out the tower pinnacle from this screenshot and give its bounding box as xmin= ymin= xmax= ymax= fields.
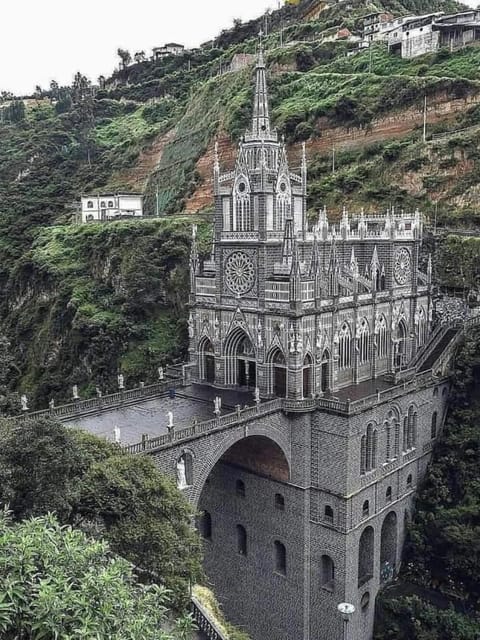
xmin=249 ymin=31 xmax=274 ymax=141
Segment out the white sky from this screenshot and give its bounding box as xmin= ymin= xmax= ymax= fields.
xmin=2 ymin=0 xmax=478 ymax=95
xmin=0 ymin=0 xmax=275 ymax=95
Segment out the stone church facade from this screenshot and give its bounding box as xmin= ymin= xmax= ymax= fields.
xmin=186 ymin=46 xmax=448 ymax=640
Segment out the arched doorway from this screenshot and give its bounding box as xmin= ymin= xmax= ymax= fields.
xmin=267 ymin=348 xmax=287 ymax=397
xmin=320 ymin=349 xmax=330 ymax=393
xmin=224 ymin=328 xmax=256 ymax=388
xmin=303 ymin=354 xmax=313 ymax=398
xmin=199 ymin=337 xmax=215 ymax=383
xmin=380 ymin=511 xmax=398 ymax=583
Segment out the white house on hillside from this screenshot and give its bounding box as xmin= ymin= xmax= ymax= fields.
xmin=81 ymin=194 xmax=143 ymax=223
xmin=152 ymin=43 xmax=185 ymax=60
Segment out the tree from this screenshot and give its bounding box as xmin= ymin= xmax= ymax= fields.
xmin=0 ymin=418 xmax=113 ymax=521
xmin=0 ymin=419 xmax=203 ymax=607
xmin=0 ymin=335 xmax=20 ymax=415
xmin=78 ymin=454 xmax=203 ymax=606
xmin=0 ymin=511 xmax=194 ymax=639
xmin=71 ymin=72 xmax=95 ymax=164
xmin=117 ymin=48 xmax=132 ymax=69
xmin=134 ymin=50 xmax=146 ymax=64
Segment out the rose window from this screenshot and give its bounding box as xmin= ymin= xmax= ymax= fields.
xmin=394 ymin=248 xmax=412 ymax=285
xmin=225 ymin=251 xmax=255 ymax=296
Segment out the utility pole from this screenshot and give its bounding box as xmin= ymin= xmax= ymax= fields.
xmin=156 ymin=185 xmax=160 ymax=218
xmin=434 ymin=201 xmax=438 ymax=234
xmin=423 ymin=94 xmax=427 ymax=143
xmin=332 ymin=146 xmax=336 ymax=174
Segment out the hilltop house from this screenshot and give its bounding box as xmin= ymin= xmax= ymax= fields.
xmin=81 ymin=194 xmax=143 ymax=223
xmin=152 ymin=43 xmax=185 ymax=61
xmin=365 ymin=9 xmax=480 ymax=58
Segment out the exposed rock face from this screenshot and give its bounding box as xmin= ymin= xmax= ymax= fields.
xmin=183 ymin=92 xmax=480 ymax=214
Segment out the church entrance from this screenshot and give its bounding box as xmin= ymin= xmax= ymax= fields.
xmin=224 ymin=328 xmax=256 ymax=388
xmin=237 ymin=359 xmax=257 ymax=388
xmin=199 ymin=337 xmax=215 ymax=384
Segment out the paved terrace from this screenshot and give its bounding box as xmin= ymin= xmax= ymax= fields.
xmin=64 ymin=385 xmax=254 ymax=446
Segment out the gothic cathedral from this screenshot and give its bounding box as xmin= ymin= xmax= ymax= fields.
xmin=188 ymin=45 xmax=447 ymax=640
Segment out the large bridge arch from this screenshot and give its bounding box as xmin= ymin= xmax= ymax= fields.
xmin=189 ymin=423 xmax=292 ymax=508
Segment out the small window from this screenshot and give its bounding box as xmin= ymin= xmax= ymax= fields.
xmin=200 ymin=511 xmax=212 ymax=540
xmin=108 ymin=200 xmax=114 ymax=208
xmin=86 ymin=214 xmax=94 ymax=222
xmin=321 ymin=555 xmax=335 ymax=591
xmin=324 ymin=505 xmax=334 ymax=523
xmin=407 ymin=474 xmax=413 ymax=488
xmin=362 ymin=500 xmax=370 ymax=517
xmin=274 ymin=540 xmax=286 ymax=575
xmin=361 ymin=592 xmax=370 ymax=611
xmin=87 ymin=200 xmax=93 ymax=208
xmin=433 ymin=387 xmax=439 ymax=398
xmin=386 ymin=486 xmax=392 ymax=502
xmin=237 ymin=525 xmax=247 ymax=555
xmin=236 ymin=479 xmax=245 ymax=498
xmin=431 ymin=411 xmax=438 ymax=439
xmin=275 ymin=493 xmax=285 ymax=510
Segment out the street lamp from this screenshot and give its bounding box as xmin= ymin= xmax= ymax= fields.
xmin=337 ymin=602 xmax=355 ymax=640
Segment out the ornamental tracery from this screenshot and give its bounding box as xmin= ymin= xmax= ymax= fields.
xmin=224 ymin=251 xmax=256 ymax=296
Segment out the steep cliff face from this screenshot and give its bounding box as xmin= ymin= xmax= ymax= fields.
xmin=1 ymin=0 xmax=479 ymax=403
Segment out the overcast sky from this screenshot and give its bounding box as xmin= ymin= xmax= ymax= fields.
xmin=1 ymin=0 xmax=275 ymax=95
xmin=2 ymin=0 xmax=478 ymax=95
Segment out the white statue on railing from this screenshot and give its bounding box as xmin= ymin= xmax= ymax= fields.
xmin=176 ymin=456 xmax=187 ymax=489
xmin=214 ymin=396 xmax=221 ymax=416
xmin=254 ymin=387 xmax=261 ymax=405
xmin=96 ymin=386 xmax=102 ymax=398
xmin=72 ymin=385 xmax=79 ymax=400
xmin=114 ymin=425 xmax=121 ymax=443
xmin=20 ymin=394 xmax=28 ymax=412
xmin=167 ymin=411 xmax=174 ymax=430
xmin=118 ymin=374 xmax=125 ymax=390
xmin=158 ymin=366 xmax=164 ymax=381
xmin=49 ymin=399 xmax=55 ymax=410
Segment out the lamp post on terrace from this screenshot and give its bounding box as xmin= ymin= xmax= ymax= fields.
xmin=337 ymin=602 xmax=355 ymax=640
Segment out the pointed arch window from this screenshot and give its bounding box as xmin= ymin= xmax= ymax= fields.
xmin=339 ymin=323 xmax=352 ymax=369
xmin=431 ymin=411 xmax=438 ymax=439
xmin=404 ymin=406 xmax=417 ymax=451
xmin=358 ymin=319 xmax=370 ymax=365
xmin=234 ymin=178 xmax=251 ymax=232
xmin=377 ymin=315 xmax=388 ymax=359
xmin=417 ymin=307 xmax=428 ymax=347
xmin=361 ymin=423 xmax=377 ymax=475
xmin=385 ymin=409 xmax=400 ymax=461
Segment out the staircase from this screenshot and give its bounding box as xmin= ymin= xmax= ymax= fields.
xmin=418 ymin=327 xmax=459 ymax=372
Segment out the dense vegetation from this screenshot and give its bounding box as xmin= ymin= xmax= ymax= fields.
xmin=1 ymin=0 xmax=479 ymax=404
xmin=374 ymin=326 xmax=480 ymax=639
xmin=0 ymin=417 xmax=203 ymax=606
xmin=0 ymin=512 xmax=194 ymax=640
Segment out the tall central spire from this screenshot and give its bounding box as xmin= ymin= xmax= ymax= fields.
xmin=248 ymin=32 xmax=276 ymax=142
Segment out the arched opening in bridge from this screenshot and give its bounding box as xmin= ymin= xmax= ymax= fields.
xmin=224 ymin=328 xmax=256 ymax=388
xmin=199 ymin=337 xmax=215 ymax=383
xmin=267 ymin=347 xmax=287 ymax=397
xmin=358 ymin=526 xmax=374 ymax=587
xmin=380 ymin=511 xmax=397 ymax=583
xmin=197 ymin=435 xmax=291 ymax=628
xmin=303 ymin=354 xmax=313 ymax=398
xmin=320 ymin=349 xmax=330 ymax=393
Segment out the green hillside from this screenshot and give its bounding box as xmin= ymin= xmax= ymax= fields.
xmin=1 ymin=0 xmax=479 ymax=402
